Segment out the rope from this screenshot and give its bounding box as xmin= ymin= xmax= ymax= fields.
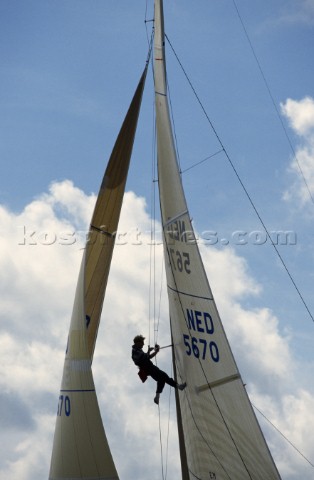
xmin=164 ymin=367 xmax=173 ymax=480
xmin=148 ymin=34 xmax=156 ymax=348
xmin=253 ymin=403 xmax=314 ymax=468
xmin=148 ymin=6 xmax=313 ymax=476
xmin=180 ymin=149 xmax=224 ymax=174
xmin=232 ymin=0 xmax=314 ymax=205
xmin=145 ymin=12 xmax=171 ymax=478
xmin=158 ymin=32 xmax=313 ymax=475
xmin=156 ymin=72 xmax=243 ymax=473
xmin=157 ymin=402 xmax=166 ymax=480
xmin=165 ymin=33 xmax=314 ymax=324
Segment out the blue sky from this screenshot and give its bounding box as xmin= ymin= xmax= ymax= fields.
xmin=1 ymin=1 xmax=314 ymax=479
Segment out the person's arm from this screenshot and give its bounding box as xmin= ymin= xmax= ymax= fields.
xmin=148 ymin=344 xmax=160 ymax=359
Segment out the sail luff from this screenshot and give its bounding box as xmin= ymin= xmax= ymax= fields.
xmin=49 ymin=66 xmax=148 ymax=480
xmin=154 ymin=0 xmax=282 ymax=478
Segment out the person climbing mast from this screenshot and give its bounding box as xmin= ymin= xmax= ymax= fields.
xmin=131 ymin=334 xmax=186 ymax=405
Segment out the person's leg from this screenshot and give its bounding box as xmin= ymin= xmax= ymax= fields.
xmin=149 ymin=366 xmax=186 ymax=404
xmin=162 ymin=371 xmax=177 ymax=389
xmin=149 ymin=367 xmax=166 ymax=393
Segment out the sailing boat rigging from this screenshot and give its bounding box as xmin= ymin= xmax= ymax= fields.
xmin=153 ymin=1 xmax=281 ymax=478
xmin=49 ymin=0 xmax=283 ymax=478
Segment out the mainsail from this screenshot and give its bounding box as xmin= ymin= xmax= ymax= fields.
xmin=154 ymin=0 xmax=282 ymax=479
xmin=48 ymin=67 xmax=147 ymax=480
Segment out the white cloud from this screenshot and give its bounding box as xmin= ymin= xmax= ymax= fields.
xmin=0 ymin=180 xmax=313 ymax=479
xmin=281 ymin=96 xmax=314 ymax=207
xmin=282 ymin=97 xmax=314 ymax=137
xmin=277 ymin=0 xmax=314 ymax=26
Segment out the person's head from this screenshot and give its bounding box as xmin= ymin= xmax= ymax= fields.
xmin=133 ymin=334 xmax=145 ymax=347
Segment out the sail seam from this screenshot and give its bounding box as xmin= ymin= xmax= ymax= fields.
xmin=167 ymin=284 xmax=213 ymax=301
xmin=90 ymin=224 xmax=115 ymax=237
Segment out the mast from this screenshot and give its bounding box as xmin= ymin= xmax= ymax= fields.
xmin=153 ymin=1 xmax=282 ymax=478
xmin=49 ymin=67 xmax=147 ymax=480
xmin=153 ymin=1 xmax=190 ymax=478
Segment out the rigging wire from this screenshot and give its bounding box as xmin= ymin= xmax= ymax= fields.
xmin=164 ymin=373 xmax=173 ymax=480
xmin=158 ymin=61 xmax=247 ymax=478
xmin=160 ymin=207 xmax=240 ymax=479
xmin=143 ymin=8 xmax=155 ymax=347
xmin=157 ymin=403 xmax=166 ymax=480
xmin=146 ymin=2 xmax=312 ymax=475
xmin=148 ymin=4 xmax=310 ymax=475
xmin=145 ymin=13 xmax=171 ymax=477
xmin=165 ymin=35 xmax=314 ymax=472
xmin=253 ymin=403 xmax=314 ymax=468
xmin=161 ymin=32 xmax=313 ymax=471
xmin=155 ymin=257 xmax=165 ymax=348
xmin=180 ymin=149 xmax=224 ymax=174
xmin=232 ymin=0 xmax=314 ymax=206
xmin=148 ymin=98 xmax=157 ymax=347
xmin=165 ymin=33 xmax=314 ymax=324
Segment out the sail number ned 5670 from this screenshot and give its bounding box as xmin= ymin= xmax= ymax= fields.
xmin=183 ymin=308 xmax=219 ymax=363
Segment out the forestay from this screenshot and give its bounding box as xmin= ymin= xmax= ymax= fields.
xmin=154 ymin=0 xmax=282 ymax=478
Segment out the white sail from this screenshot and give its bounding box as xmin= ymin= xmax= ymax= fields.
xmin=154 ymin=1 xmax=282 ymax=479
xmin=85 ymin=68 xmax=148 ymax=360
xmin=49 ymin=68 xmax=147 ymax=480
xmin=49 ymin=253 xmax=119 ymax=480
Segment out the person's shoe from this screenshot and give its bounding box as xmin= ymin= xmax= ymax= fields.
xmin=177 ymin=382 xmax=186 ymax=391
xmin=154 ymin=393 xmax=160 ymax=404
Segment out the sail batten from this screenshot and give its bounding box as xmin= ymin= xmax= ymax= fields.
xmin=196 ymin=374 xmax=241 ymax=392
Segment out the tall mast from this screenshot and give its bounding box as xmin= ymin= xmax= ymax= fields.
xmin=153 ymin=1 xmax=281 ymax=478
xmin=154 ymin=0 xmax=190 ymax=477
